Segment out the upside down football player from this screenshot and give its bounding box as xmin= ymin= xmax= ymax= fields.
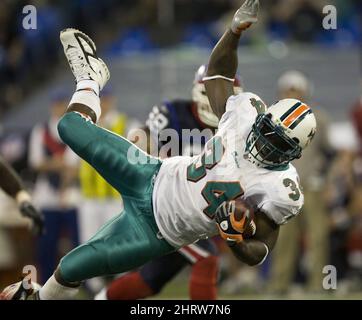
xmin=94 ymin=66 xmax=242 ymax=300
xmin=1 ymin=0 xmax=317 ymax=300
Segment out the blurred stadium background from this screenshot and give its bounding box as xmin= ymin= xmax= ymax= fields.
xmin=0 ymin=0 xmax=361 ymax=299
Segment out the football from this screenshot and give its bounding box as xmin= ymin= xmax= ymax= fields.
xmin=234 ymin=198 xmax=256 ymax=239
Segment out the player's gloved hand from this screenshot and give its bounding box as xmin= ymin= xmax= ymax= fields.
xmin=231 ymin=0 xmax=259 ymax=35
xmin=19 ymin=201 xmax=45 ymax=236
xmin=215 ymin=200 xmax=250 ymax=244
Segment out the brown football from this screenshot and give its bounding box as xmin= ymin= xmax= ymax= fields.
xmin=234 ymin=198 xmax=256 ymax=239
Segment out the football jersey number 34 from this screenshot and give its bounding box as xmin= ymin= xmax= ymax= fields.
xmin=187 ymin=137 xmax=244 ymax=219
xmin=186 ymin=137 xmax=303 ymax=220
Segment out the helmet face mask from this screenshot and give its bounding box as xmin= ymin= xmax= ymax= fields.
xmin=246 ymin=114 xmax=302 ymax=168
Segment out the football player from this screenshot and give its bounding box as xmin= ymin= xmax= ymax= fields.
xmin=94 ymin=66 xmax=242 ymax=300
xmin=1 ymin=0 xmax=317 ymax=300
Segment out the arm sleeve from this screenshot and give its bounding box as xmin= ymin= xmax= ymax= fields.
xmin=259 ymin=200 xmax=302 ymax=225
xmin=0 ymin=156 xmax=24 ymax=199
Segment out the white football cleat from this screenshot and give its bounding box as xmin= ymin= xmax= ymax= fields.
xmin=0 ymin=280 xmax=41 ymax=300
xmin=60 ymin=28 xmax=110 ymax=90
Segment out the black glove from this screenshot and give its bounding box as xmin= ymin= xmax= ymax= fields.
xmin=19 ymin=201 xmax=45 ymax=236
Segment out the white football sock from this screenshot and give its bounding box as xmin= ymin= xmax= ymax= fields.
xmin=76 ymin=79 xmax=100 ymax=96
xmin=39 ymin=275 xmax=79 ymax=300
xmin=68 ymin=90 xmax=101 ymax=122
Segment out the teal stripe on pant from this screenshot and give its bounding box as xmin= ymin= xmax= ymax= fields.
xmin=57 ymin=112 xmax=175 ymax=282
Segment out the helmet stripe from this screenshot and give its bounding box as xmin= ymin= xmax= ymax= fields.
xmin=279 ymin=102 xmax=302 ymax=121
xmin=289 ymin=109 xmax=312 ymax=129
xmin=282 ymin=104 xmax=309 ymax=128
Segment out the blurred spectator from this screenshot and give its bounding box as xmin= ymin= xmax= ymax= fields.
xmin=351 ymin=96 xmax=362 ymax=151
xmin=28 ymin=90 xmax=79 ymax=283
xmin=347 ymin=94 xmax=362 ymax=288
xmin=326 ymin=150 xmax=355 ymax=285
xmin=268 ymin=70 xmax=333 ymax=294
xmin=348 ymin=158 xmax=362 ymax=287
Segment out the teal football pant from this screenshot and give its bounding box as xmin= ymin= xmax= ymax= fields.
xmin=57 ymin=112 xmax=175 ymax=283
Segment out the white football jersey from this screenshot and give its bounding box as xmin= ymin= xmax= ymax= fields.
xmin=152 ymin=92 xmax=304 ymax=248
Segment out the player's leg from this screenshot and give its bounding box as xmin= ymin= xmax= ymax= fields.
xmin=99 ymin=239 xmax=218 ymax=300
xmin=79 ymin=200 xmax=124 ymax=295
xmin=37 ymin=209 xmax=61 ymax=283
xmin=38 ymin=199 xmax=175 ymax=300
xmin=58 ymin=28 xmax=160 ymax=199
xmin=179 ymin=239 xmax=219 ymax=300
xmin=58 ymin=112 xmax=160 ymax=199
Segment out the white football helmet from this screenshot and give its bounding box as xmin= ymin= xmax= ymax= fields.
xmin=192 ymin=64 xmax=243 ymax=128
xmin=246 ymin=99 xmax=317 ymax=168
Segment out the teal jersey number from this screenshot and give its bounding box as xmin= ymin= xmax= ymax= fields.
xmin=187 ymin=136 xmax=224 ymax=182
xmin=187 ymin=136 xmax=244 ymax=219
xmin=283 ymin=178 xmax=303 ymax=201
xmin=202 ymin=181 xmax=244 ymax=219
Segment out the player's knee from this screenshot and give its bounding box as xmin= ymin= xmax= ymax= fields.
xmin=59 ymin=243 xmax=107 ymax=283
xmin=58 ymin=255 xmax=80 ymax=284
xmin=54 ymin=265 xmax=81 ymax=288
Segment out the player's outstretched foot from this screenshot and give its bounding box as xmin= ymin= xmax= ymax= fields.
xmin=60 ymin=28 xmax=110 ymax=90
xmin=0 ymin=280 xmax=41 ymax=300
